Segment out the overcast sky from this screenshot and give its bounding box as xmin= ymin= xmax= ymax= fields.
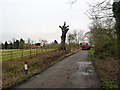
xmin=1 ymin=0 xmax=113 ymax=43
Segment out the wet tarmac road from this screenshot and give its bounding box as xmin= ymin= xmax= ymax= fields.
xmin=14 ymin=50 xmax=99 ymax=88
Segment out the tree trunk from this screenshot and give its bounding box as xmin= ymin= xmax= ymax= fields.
xmin=59 ymin=22 xmax=69 ymax=50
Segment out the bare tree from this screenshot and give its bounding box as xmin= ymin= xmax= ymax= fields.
xmin=73 ymin=30 xmax=78 ymax=43
xmin=67 ymin=33 xmax=75 ymax=44
xmin=59 ymin=22 xmax=69 ymax=50
xmin=85 ymin=0 xmax=113 ymax=20
xmin=78 ymin=30 xmax=85 ymax=43
xmin=84 ymin=31 xmax=92 ymax=43
xmin=26 ymin=38 xmax=31 ymax=49
xmin=69 ymin=0 xmax=78 ymax=9
xmin=27 ymin=38 xmax=31 ymax=44
xmin=42 ymin=39 xmax=48 ymax=47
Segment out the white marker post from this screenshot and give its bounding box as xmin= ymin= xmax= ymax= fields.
xmin=24 ymin=61 xmax=28 ymax=74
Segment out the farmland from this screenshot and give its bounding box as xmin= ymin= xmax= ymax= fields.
xmin=2 ymin=49 xmax=55 ymax=61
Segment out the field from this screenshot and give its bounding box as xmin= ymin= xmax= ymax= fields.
xmin=2 ymin=49 xmax=55 ymax=61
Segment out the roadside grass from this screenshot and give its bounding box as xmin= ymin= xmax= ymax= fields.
xmin=2 ymin=48 xmax=80 ymax=88
xmin=2 ymin=49 xmax=55 ymax=61
xmin=89 ymin=48 xmax=95 ymax=55
xmin=89 ymin=49 xmax=118 ymax=88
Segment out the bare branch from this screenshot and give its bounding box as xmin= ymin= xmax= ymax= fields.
xmin=86 ymin=0 xmax=113 ymax=20
xmin=59 ymin=26 xmax=62 ymax=29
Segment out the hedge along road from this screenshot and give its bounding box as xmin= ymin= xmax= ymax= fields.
xmin=14 ymin=50 xmax=99 ymax=88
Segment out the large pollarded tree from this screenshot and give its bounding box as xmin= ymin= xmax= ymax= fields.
xmin=59 ymin=22 xmax=69 ymax=50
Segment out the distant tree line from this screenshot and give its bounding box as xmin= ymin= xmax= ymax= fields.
xmin=1 ymin=38 xmax=25 ymax=49
xmin=0 ymin=38 xmax=59 ymax=49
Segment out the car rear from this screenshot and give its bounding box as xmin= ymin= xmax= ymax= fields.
xmin=81 ymin=43 xmax=90 ymax=50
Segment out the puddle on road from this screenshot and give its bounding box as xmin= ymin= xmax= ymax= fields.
xmin=78 ymin=72 xmax=89 ymax=76
xmin=75 ymin=61 xmax=94 ymax=76
xmin=87 ymin=70 xmax=93 ymax=73
xmin=77 ymin=62 xmax=91 ymax=66
xmin=37 ymin=75 xmax=40 ymax=77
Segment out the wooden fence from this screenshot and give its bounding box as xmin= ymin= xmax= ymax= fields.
xmin=2 ymin=48 xmax=55 ymax=61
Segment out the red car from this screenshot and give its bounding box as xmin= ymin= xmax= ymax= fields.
xmin=81 ymin=42 xmax=91 ymax=50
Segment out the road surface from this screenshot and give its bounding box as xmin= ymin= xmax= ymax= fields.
xmin=14 ymin=50 xmax=99 ymax=88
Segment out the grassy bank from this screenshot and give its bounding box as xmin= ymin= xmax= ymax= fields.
xmin=2 ymin=48 xmax=80 ymax=88
xmin=89 ymin=49 xmax=118 ymax=88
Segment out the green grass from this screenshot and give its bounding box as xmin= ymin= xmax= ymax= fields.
xmin=89 ymin=48 xmax=95 ymax=55
xmin=2 ymin=49 xmax=55 ymax=61
xmin=101 ymin=78 xmax=118 ymax=88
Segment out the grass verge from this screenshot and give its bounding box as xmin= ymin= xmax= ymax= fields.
xmin=89 ymin=49 xmax=118 ymax=88
xmin=2 ymin=48 xmax=81 ymax=88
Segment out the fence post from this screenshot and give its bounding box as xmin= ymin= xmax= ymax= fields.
xmin=48 ymin=45 xmax=50 ymax=51
xmin=41 ymin=47 xmax=43 ymax=54
xmin=36 ymin=48 xmax=37 ymax=55
xmin=30 ymin=49 xmax=31 ymax=58
xmin=11 ymin=51 xmax=12 ymax=60
xmin=38 ymin=49 xmax=39 ymax=54
xmin=46 ymin=47 xmax=47 ymax=53
xmin=22 ymin=49 xmax=23 ymax=59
